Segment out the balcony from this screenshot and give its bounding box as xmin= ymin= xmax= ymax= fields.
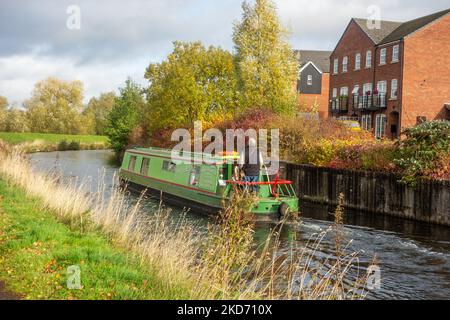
xmin=352 ymin=93 xmax=387 ymax=111
xmin=330 ymin=96 xmax=349 ymax=113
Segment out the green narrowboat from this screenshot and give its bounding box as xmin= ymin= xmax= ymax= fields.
xmin=119 ymin=147 xmax=299 ymax=218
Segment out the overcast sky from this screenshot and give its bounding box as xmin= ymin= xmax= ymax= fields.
xmin=0 ymin=0 xmax=449 ymax=106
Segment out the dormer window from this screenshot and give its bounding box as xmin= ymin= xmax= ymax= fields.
xmin=342 ymin=56 xmax=348 ymax=73
xmin=307 ymin=75 xmax=313 ymax=86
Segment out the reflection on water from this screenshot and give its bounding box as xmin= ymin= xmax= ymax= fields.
xmin=29 ymin=150 xmax=450 ymax=300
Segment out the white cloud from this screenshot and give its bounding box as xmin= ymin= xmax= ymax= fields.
xmin=0 ymin=54 xmax=148 ymax=106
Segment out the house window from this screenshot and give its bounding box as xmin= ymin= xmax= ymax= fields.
xmin=140 ymin=158 xmax=150 ymax=175
xmin=340 ymin=87 xmax=348 ymax=97
xmin=377 ymin=80 xmax=387 ymax=94
xmin=342 ymin=56 xmax=348 ymax=73
xmin=365 ymin=50 xmax=372 ymax=68
xmin=355 ymin=53 xmax=361 ymax=70
xmin=380 ymin=48 xmax=387 ymax=65
xmin=361 ymin=115 xmax=372 ymax=130
xmin=352 ymin=85 xmax=360 ymax=108
xmin=375 ymin=114 xmax=387 ymax=139
xmin=391 ymin=79 xmax=398 ymax=99
xmin=392 ymin=45 xmax=399 ymax=62
xmin=332 ymin=88 xmax=338 ymax=98
xmin=307 ymin=75 xmax=313 ymax=86
xmin=363 ymin=83 xmax=373 ymax=95
xmin=333 ymin=58 xmax=339 ymax=74
xmin=128 ymin=156 xmax=137 ymax=171
xmin=162 ymin=160 xmax=177 ymax=173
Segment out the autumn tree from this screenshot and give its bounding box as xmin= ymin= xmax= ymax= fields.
xmin=0 ymin=95 xmax=7 ymax=131
xmin=233 ymin=0 xmax=299 ymax=114
xmin=84 ymin=92 xmax=116 ymax=135
xmin=25 ymin=77 xmax=85 ymax=134
xmin=144 ymin=41 xmax=237 ymax=130
xmin=4 ymin=108 xmax=29 ymax=133
xmin=106 ymin=79 xmax=146 ymax=154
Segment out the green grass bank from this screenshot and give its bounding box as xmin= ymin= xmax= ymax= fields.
xmin=0 ymin=179 xmax=191 ymax=300
xmin=0 ymin=132 xmax=109 ymax=153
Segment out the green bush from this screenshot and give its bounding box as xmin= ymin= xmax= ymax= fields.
xmin=68 ymin=141 xmax=81 ymax=150
xmin=57 ymin=140 xmax=69 ymax=151
xmin=394 ymin=120 xmax=450 ymax=186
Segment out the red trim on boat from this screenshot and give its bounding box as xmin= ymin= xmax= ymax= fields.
xmin=226 ymin=180 xmax=293 ymax=185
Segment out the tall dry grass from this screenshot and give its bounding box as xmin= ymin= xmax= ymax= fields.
xmin=0 ymin=147 xmax=373 ymax=300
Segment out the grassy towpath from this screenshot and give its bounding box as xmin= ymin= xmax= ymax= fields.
xmin=0 ymin=179 xmax=191 ymax=300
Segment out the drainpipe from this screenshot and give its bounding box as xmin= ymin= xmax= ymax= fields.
xmin=398 ymin=39 xmax=405 ymax=141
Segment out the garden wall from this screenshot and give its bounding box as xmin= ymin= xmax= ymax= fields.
xmin=282 ymin=163 xmax=450 ymax=226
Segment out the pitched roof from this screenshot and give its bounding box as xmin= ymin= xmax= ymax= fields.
xmin=295 ymin=50 xmax=332 ymax=73
xmin=352 ymin=18 xmax=402 ymax=44
xmin=379 ymin=9 xmax=450 ymax=44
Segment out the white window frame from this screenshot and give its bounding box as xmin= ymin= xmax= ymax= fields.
xmin=340 ymin=87 xmax=348 ymax=97
xmin=307 ymin=75 xmax=313 ymax=86
xmin=391 ymin=79 xmax=398 ymax=99
xmin=342 ymin=56 xmax=348 ymax=73
xmin=333 ymin=58 xmax=339 ymax=74
xmin=363 ymin=83 xmax=373 ymax=95
xmin=392 ymin=45 xmax=399 ymax=63
xmin=355 ymin=53 xmax=361 ymax=70
xmin=361 ymin=115 xmax=372 ymax=131
xmin=375 ymin=114 xmax=387 ymax=139
xmin=377 ymin=80 xmax=387 ymax=94
xmin=365 ymin=50 xmax=372 ymax=68
xmin=380 ymin=48 xmax=387 ymax=65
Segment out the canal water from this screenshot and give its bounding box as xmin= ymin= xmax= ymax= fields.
xmin=29 ymin=150 xmax=450 ymax=300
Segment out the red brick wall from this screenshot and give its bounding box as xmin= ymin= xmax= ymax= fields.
xmin=329 ymin=20 xmax=376 ymax=114
xmin=374 ymin=42 xmax=404 ymax=138
xmin=298 ymin=73 xmax=330 ymax=118
xmin=402 ymin=13 xmax=450 ymax=128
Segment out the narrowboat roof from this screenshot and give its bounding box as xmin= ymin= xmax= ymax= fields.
xmin=126 ymin=147 xmax=240 ymax=161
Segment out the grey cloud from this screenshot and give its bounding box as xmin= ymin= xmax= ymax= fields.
xmin=0 ymin=0 xmax=448 ymax=104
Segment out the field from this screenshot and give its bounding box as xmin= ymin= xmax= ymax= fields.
xmin=0 ymin=132 xmax=109 ymax=153
xmin=0 ymin=132 xmax=108 ymax=145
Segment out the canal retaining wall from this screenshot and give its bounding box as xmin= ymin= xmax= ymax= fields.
xmin=282 ymin=163 xmax=450 ymax=226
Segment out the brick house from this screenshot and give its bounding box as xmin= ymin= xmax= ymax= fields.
xmin=295 ymin=50 xmax=331 ymax=118
xmin=329 ymin=9 xmax=450 ymax=139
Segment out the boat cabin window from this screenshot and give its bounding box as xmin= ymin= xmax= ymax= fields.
xmin=189 ymin=166 xmax=201 ymax=186
xmin=162 ymin=160 xmax=177 ymax=173
xmin=128 ymin=156 xmax=137 ymax=171
xmin=141 ymin=158 xmax=150 ymax=175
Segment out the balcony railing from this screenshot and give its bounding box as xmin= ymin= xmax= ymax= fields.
xmin=330 ymin=96 xmax=349 ymax=112
xmin=352 ymin=93 xmax=387 ymax=111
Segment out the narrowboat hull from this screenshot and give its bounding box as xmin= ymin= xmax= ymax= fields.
xmin=120 ymin=169 xmax=298 ymax=217
xmin=119 ymin=147 xmax=299 ymax=218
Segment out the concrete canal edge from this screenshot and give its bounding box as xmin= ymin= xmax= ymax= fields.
xmin=281 ymin=163 xmax=450 ymax=227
